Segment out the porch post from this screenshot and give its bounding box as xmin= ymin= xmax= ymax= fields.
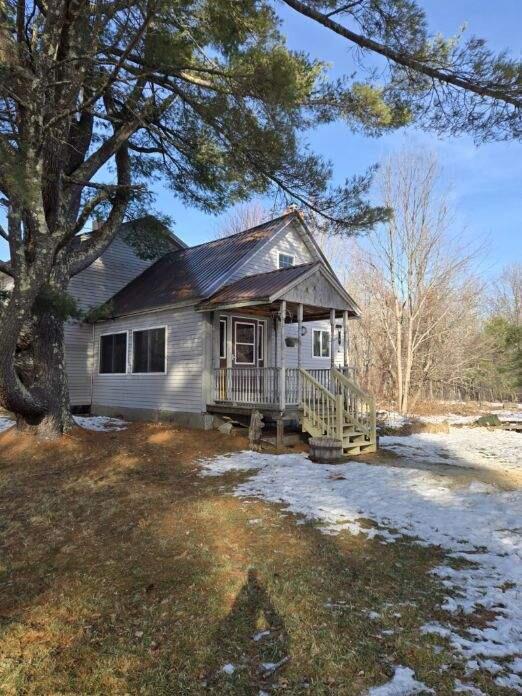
xmin=330 ymin=308 xmax=336 ymax=370
xmin=297 ymin=303 xmax=303 ymax=369
xmin=343 ymin=310 xmax=349 ymax=369
xmin=279 ymin=300 xmax=286 ymax=411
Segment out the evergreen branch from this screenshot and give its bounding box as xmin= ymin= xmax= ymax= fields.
xmin=282 ymin=0 xmax=521 ymax=108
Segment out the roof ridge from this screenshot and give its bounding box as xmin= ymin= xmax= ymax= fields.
xmin=170 ymin=210 xmax=296 ymax=254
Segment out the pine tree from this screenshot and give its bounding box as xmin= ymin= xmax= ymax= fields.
xmin=0 ymin=0 xmax=519 ymax=435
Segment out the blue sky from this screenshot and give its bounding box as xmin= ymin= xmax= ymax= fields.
xmin=2 ymin=2 xmax=520 ymax=276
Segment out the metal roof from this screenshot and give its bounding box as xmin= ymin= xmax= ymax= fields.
xmin=198 ymin=262 xmax=318 ymax=308
xmin=106 ymin=213 xmax=296 ymax=317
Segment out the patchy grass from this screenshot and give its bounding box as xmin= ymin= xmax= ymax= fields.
xmin=0 ymin=423 xmax=509 ymax=694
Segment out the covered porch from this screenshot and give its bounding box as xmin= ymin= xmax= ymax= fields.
xmin=197 ymin=262 xmax=359 ymax=413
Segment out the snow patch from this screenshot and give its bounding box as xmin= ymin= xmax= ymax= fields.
xmin=73 ymin=415 xmax=127 ymax=432
xmin=381 ymin=427 xmax=521 ymax=474
xmin=0 ymin=417 xmax=14 ymax=432
xmin=199 ymin=441 xmax=522 ymax=685
xmin=367 ymin=666 xmax=433 ymax=695
xmin=221 ymin=663 xmax=235 ymax=675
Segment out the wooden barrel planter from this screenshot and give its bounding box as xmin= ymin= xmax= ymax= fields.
xmin=309 ymin=437 xmax=345 ymax=463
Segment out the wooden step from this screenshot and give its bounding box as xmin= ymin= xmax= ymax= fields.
xmin=343 ymin=433 xmax=366 ymax=445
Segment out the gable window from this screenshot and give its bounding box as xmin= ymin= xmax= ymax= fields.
xmin=219 ymin=319 xmax=227 ymax=359
xmin=278 ymin=253 xmax=294 ymax=269
xmin=313 ymin=329 xmax=330 ymax=358
xmin=132 ymin=327 xmax=166 ymax=373
xmin=99 ymin=332 xmax=127 ymax=374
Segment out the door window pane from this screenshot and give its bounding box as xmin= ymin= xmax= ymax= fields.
xmin=236 ymin=344 xmax=254 ymax=364
xmin=236 ymin=323 xmax=254 ymax=343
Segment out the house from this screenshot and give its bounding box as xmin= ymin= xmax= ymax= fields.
xmin=5 ymin=211 xmax=377 ymax=454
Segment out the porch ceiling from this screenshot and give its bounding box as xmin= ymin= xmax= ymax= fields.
xmin=197 ymin=262 xmax=360 ymax=318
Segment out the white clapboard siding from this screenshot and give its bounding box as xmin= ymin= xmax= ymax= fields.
xmin=228 ymin=221 xmax=314 ymax=281
xmin=91 ymin=307 xmax=206 ymax=414
xmin=65 ymin=322 xmax=94 ymax=406
xmin=68 ymin=235 xmax=155 ymax=310
xmin=65 ymin=234 xmax=159 ymax=405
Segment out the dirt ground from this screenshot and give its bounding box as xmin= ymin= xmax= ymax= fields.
xmin=0 ymin=422 xmax=514 ymax=695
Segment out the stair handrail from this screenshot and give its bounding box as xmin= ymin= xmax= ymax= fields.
xmin=298 ymin=368 xmax=342 ymax=440
xmin=331 ymin=368 xmax=376 ymax=442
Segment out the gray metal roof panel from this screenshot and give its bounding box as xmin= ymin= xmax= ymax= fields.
xmin=199 ymin=262 xmax=318 ymax=308
xmin=106 ymin=213 xmax=296 ymax=317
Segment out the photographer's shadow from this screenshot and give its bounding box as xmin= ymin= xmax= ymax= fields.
xmin=208 ymin=568 xmax=290 ymax=691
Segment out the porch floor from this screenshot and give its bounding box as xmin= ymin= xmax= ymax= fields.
xmin=207 ymin=403 xmax=300 ymax=420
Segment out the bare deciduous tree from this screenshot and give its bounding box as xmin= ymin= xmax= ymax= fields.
xmin=350 ymin=151 xmax=483 ymax=413
xmin=214 ymin=202 xmax=270 ymax=239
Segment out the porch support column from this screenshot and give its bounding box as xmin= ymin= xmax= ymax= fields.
xmin=279 ymin=300 xmax=286 ymax=412
xmin=297 ymin=303 xmax=303 ymax=369
xmin=330 ymin=308 xmax=336 ymax=370
xmin=343 ymin=310 xmax=349 ymax=368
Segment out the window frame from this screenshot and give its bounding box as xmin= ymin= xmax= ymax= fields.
xmin=98 ymin=330 xmax=128 ymax=375
xmin=131 ymin=325 xmax=168 ymax=375
xmin=278 ymin=252 xmax=294 ymax=269
xmin=257 ymin=321 xmax=265 ymax=364
xmin=219 ymin=318 xmax=227 ymax=360
xmin=312 ymin=328 xmax=331 ymax=359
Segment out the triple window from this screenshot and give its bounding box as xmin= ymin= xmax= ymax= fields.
xmin=99 ymin=327 xmax=166 ymax=374
xmin=313 ymin=329 xmax=330 ymax=358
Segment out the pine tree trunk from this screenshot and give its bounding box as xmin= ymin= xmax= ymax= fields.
xmin=16 ymin=312 xmax=73 ymax=438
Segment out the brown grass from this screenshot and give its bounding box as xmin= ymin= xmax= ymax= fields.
xmin=0 ymin=423 xmax=508 ymax=694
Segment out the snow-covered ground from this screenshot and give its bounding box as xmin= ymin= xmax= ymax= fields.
xmin=0 ymin=417 xmax=14 ymax=432
xmin=0 ymin=415 xmax=127 ymax=433
xmin=367 ymin=666 xmax=433 ymax=695
xmin=381 ymin=427 xmax=521 ymax=475
xmin=72 ymin=415 xmax=127 ymax=432
xmin=379 ymin=408 xmax=522 ymax=428
xmin=200 ymin=440 xmax=522 ymax=692
xmin=378 ymin=410 xmax=478 ymax=428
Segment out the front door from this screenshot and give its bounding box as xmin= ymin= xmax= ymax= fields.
xmin=231 ymin=318 xmax=266 ymax=402
xmin=232 ymin=319 xmax=255 ymax=366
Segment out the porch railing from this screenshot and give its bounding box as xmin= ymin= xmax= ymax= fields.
xmin=213 ymin=367 xmax=300 ymax=406
xmin=331 ymin=368 xmax=376 ymax=441
xmin=299 ymin=368 xmax=343 ymax=440
xmin=212 ymin=366 xmax=358 ymax=408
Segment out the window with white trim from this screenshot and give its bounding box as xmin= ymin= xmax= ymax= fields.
xmin=132 ymin=327 xmax=166 ymax=373
xmin=99 ymin=332 xmax=127 ymax=374
xmin=312 ymin=329 xmax=330 ymax=358
xmin=278 ymin=252 xmax=294 ymax=269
